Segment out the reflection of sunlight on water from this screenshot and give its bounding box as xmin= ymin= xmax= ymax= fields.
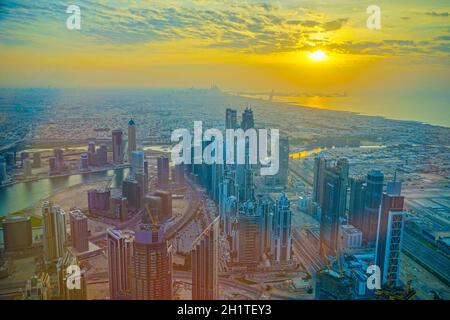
xmin=238 ymin=93 xmax=347 ymax=111
xmin=290 ymin=147 xmax=323 ymax=159
xmin=276 ymin=96 xmax=343 ymax=110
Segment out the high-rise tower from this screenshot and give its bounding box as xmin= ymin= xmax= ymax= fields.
xmin=271 ymin=193 xmax=292 ymax=263
xmin=319 ymin=159 xmax=348 ymax=257
xmin=107 ymin=228 xmax=134 ymax=300
xmin=130 ymin=225 xmax=173 ymax=300
xmin=127 ymin=119 xmax=137 ymax=162
xmin=348 ymin=177 xmax=366 ymax=230
xmin=241 ymin=107 xmax=254 ymax=131
xmin=42 ymin=202 xmax=67 ymax=261
xmin=69 ymin=210 xmax=89 ymax=253
xmin=191 ymin=217 xmax=219 ymax=300
xmin=363 ymin=170 xmax=384 ymax=246
xmin=157 ymin=156 xmax=170 ymax=188
xmin=225 ymin=108 xmax=237 ymax=130
xmin=112 ymin=129 xmax=124 ymax=164
xmin=312 ymin=155 xmax=327 ymax=205
xmin=375 ymin=179 xmax=405 ymax=288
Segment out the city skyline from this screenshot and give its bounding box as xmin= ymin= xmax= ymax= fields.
xmin=0 ymin=0 xmax=449 ymax=305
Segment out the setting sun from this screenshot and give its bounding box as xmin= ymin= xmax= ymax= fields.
xmin=308 ymin=50 xmax=328 ymax=62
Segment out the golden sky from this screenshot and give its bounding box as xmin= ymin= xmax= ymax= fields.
xmin=0 ymin=0 xmax=449 ymax=95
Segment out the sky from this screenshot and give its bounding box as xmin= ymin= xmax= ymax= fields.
xmin=0 ymin=0 xmax=449 ymax=125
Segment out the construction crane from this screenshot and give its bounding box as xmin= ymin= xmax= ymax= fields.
xmin=144 ymin=203 xmax=159 ymax=231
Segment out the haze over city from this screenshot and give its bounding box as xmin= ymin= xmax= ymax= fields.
xmin=0 ymin=0 xmax=449 ymax=126
xmin=0 ymin=0 xmax=449 ymax=306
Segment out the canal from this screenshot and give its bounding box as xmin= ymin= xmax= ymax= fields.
xmin=0 ymin=167 xmax=129 ymax=216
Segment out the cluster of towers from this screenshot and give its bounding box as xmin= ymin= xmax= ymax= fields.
xmin=38 ymin=201 xmax=90 ymax=299
xmin=313 ymin=154 xmax=407 ymax=291
xmin=187 ymin=107 xmax=293 ymax=270
xmin=0 ymin=150 xmax=44 ymax=183
xmin=103 ymin=119 xmax=179 ymax=300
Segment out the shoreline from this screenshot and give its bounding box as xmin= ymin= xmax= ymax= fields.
xmin=226 ymin=91 xmax=450 ymax=129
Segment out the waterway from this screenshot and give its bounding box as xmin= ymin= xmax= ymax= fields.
xmin=0 ymin=168 xmax=129 ymax=216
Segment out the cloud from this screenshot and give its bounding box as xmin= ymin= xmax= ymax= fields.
xmin=0 ymin=0 xmax=448 ymax=58
xmin=322 ymin=18 xmax=348 ymax=32
xmin=426 ymin=11 xmax=449 ymax=17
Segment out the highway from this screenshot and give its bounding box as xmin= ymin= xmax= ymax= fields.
xmin=292 ymin=233 xmax=323 ymax=275
xmin=402 ymin=232 xmax=450 ymax=286
xmin=165 ymin=176 xmax=202 ymax=240
xmin=174 ymin=271 xmax=262 ymax=298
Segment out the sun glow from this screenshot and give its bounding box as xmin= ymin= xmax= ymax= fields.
xmin=308 ymin=50 xmax=328 ymax=62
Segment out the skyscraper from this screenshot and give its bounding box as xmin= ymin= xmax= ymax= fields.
xmin=237 ymin=200 xmax=263 ymax=269
xmin=154 ymin=190 xmax=172 ymax=222
xmin=173 ymin=163 xmax=185 ymax=185
xmin=348 ymin=177 xmax=366 ymax=230
xmin=235 ymin=137 xmax=255 ymax=203
xmin=225 ymin=108 xmax=237 ymax=129
xmin=127 ymin=118 xmax=137 ymax=162
xmin=80 ymin=153 xmax=89 ymax=170
xmin=23 ymin=158 xmax=32 ymax=177
xmin=312 ymin=155 xmax=327 ymax=205
xmin=157 ymin=156 xmax=170 ymax=188
xmin=335 ymin=158 xmax=349 ymax=220
xmin=111 ymin=195 xmax=128 ymax=221
xmin=278 ymin=136 xmax=290 ymax=186
xmin=132 ymin=151 xmax=144 ymax=177
xmin=42 ymin=202 xmax=67 ymax=261
xmin=363 ymin=170 xmax=384 ymax=246
xmin=107 ymin=228 xmax=134 ymax=300
xmin=88 ymin=141 xmax=96 ymax=166
xmin=375 ymin=180 xmax=405 ymax=288
xmin=87 ymin=189 xmax=111 ymax=216
xmin=54 ymin=148 xmax=65 ymax=172
xmin=219 ymin=177 xmax=233 ymax=235
xmin=271 ymin=193 xmax=292 ymax=263
xmin=112 ymin=129 xmax=124 ymax=164
xmin=2 ymin=215 xmax=32 ymax=251
xmin=131 ymin=225 xmax=173 ymax=300
xmin=131 ymin=150 xmax=146 ymax=194
xmin=192 ymin=217 xmax=219 ymax=300
xmin=257 ymin=195 xmax=274 ymax=253
xmin=69 ymin=210 xmax=89 ymax=253
xmin=96 ymin=143 xmax=108 ymax=166
xmin=241 ymin=107 xmax=254 ymax=131
xmin=122 ymin=178 xmax=141 ymax=211
xmin=319 ymin=159 xmax=348 ymax=257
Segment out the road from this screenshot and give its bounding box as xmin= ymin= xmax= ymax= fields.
xmin=165 ymin=176 xmax=202 ymax=239
xmin=174 ymin=271 xmax=262 ymax=297
xmin=402 ymin=232 xmax=450 ymax=286
xmin=292 ymin=233 xmax=323 ymax=275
